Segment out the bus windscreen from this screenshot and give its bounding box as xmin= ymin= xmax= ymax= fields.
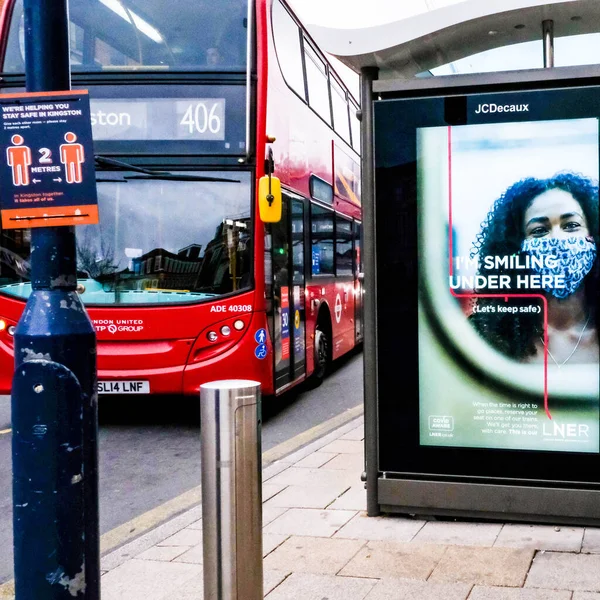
xmin=0 ymin=171 xmax=253 ymax=305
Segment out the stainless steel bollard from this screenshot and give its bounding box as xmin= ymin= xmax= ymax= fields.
xmin=200 ymin=380 xmax=263 ymax=600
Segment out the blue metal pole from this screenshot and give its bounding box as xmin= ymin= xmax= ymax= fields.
xmin=11 ymin=0 xmax=99 ymax=598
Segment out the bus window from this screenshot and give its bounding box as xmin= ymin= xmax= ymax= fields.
xmin=336 ymin=215 xmax=353 ymax=276
xmin=350 ymin=99 xmax=361 ymax=153
xmin=3 ymin=0 xmax=249 ymax=73
xmin=0 ymin=230 xmax=30 ymax=290
xmin=292 ymin=201 xmax=305 ymax=284
xmin=69 ymin=21 xmax=86 ymax=66
xmin=0 ymin=172 xmax=253 ymax=304
xmin=353 ymin=221 xmax=362 ymax=276
xmin=331 ymin=78 xmax=351 ymax=144
xmin=310 ymin=204 xmax=334 ymax=276
xmin=272 ymin=0 xmax=306 ymax=100
xmin=304 ymin=42 xmax=331 ymax=125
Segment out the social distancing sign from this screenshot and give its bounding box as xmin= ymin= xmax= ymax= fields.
xmin=0 ymin=90 xmax=98 ymax=229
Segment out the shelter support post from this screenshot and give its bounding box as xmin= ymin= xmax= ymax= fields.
xmin=360 ymin=67 xmax=381 ymax=517
xmin=543 ymin=20 xmax=555 ymax=68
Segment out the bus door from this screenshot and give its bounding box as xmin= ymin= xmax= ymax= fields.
xmin=354 ymin=221 xmax=364 ymax=342
xmin=271 ymin=194 xmax=306 ymax=391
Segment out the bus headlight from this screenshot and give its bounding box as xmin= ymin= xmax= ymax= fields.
xmin=8 ymin=325 xmax=16 ymax=336
xmin=220 ymin=325 xmax=231 ymax=336
xmin=0 ymin=320 xmax=6 ymax=332
xmin=207 ymin=331 xmax=218 ymax=342
xmin=233 ymin=319 xmax=244 ymax=331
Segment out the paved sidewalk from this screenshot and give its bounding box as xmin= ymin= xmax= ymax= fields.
xmin=6 ymin=415 xmax=600 ymax=598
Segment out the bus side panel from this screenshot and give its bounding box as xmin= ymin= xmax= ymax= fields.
xmin=254 ymin=0 xmax=268 ymax=313
xmin=304 ymin=287 xmax=318 ymax=378
xmin=306 ymin=280 xmax=356 ymax=363
xmin=0 ymin=339 xmax=13 ymax=394
xmin=331 ymin=279 xmax=356 ymax=360
xmin=0 ymin=294 xmax=27 ymax=394
xmin=264 ymin=0 xmax=361 ymax=388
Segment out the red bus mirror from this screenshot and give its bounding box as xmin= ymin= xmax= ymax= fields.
xmin=258 ymin=175 xmax=282 ymax=223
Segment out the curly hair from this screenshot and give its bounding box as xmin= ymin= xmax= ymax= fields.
xmin=469 ymin=172 xmax=599 ymax=359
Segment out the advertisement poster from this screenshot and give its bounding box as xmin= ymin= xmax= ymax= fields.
xmin=280 ymin=285 xmax=290 ymax=360
xmin=418 ymin=117 xmax=600 ymax=453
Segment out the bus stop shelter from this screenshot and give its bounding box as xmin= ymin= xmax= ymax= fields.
xmin=309 ymin=0 xmax=600 ymax=524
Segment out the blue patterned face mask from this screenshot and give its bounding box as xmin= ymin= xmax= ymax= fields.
xmin=521 ymin=236 xmax=596 ymax=299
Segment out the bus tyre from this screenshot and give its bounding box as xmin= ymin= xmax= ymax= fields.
xmin=312 ymin=325 xmax=330 ymax=385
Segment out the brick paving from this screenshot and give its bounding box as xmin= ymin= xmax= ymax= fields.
xmin=2 ymin=416 xmax=600 ymax=599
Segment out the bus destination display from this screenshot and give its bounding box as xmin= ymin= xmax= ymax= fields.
xmin=90 ymin=98 xmax=226 ymax=142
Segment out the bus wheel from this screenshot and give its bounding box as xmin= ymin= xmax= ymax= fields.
xmin=312 ymin=324 xmax=330 ymax=385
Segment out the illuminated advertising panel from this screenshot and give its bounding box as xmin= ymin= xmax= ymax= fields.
xmin=375 ymin=81 xmax=600 ymax=484
xmin=418 ymin=117 xmax=599 ymax=453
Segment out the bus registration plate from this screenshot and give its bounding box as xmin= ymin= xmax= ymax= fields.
xmin=98 ymin=381 xmax=150 ymax=394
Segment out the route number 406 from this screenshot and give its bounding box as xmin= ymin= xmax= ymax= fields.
xmin=180 ymin=103 xmax=221 ymax=134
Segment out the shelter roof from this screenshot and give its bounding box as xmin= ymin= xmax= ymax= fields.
xmin=307 ymin=0 xmax=600 ymax=78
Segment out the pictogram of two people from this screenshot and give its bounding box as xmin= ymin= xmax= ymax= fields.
xmin=6 ymin=131 xmax=85 ymax=186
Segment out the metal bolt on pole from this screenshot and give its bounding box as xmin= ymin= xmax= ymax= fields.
xmin=200 ymin=380 xmax=263 ymax=600
xmin=11 ymin=0 xmax=99 ymax=598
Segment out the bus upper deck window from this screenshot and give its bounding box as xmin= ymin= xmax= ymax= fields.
xmin=2 ymin=0 xmax=250 ymax=73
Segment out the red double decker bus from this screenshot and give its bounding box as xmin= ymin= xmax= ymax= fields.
xmin=0 ymin=0 xmax=362 ymax=397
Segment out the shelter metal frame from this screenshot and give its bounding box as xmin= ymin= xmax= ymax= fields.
xmin=362 ymin=63 xmax=600 ymax=525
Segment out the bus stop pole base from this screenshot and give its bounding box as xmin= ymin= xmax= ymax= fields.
xmin=12 ymin=349 xmax=97 ymax=599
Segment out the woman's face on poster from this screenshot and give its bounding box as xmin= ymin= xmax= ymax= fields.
xmin=523 ymin=189 xmax=590 ymax=241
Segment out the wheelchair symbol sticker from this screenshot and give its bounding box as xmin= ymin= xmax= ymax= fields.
xmin=255 ymin=344 xmax=267 ymax=360
xmin=255 ymin=328 xmax=267 ymax=344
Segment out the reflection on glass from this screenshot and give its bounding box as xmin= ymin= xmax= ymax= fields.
xmin=271 ymin=0 xmax=305 ymax=100
xmin=304 ymin=44 xmax=331 ymax=125
xmin=4 ymin=0 xmax=249 ymax=72
xmin=353 ymin=221 xmax=362 ymax=273
xmin=311 ymin=205 xmax=334 ymax=275
xmin=0 ymin=171 xmax=252 ymax=305
xmin=0 ymin=229 xmax=30 ymax=288
xmin=292 ymin=201 xmax=304 ymax=284
xmin=336 ymin=215 xmax=353 ymax=276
